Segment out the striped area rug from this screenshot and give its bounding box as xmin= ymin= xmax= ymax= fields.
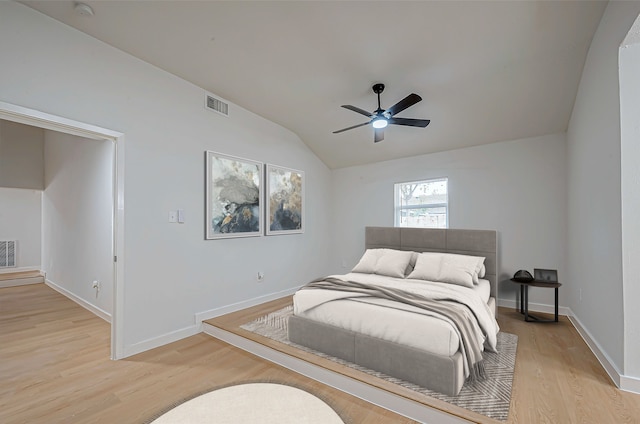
xmin=241 ymin=306 xmax=517 ymax=422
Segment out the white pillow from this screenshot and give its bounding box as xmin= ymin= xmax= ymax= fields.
xmin=351 ymin=249 xmax=381 ymax=274
xmin=478 ymin=263 xmax=486 ymax=279
xmin=408 ymin=252 xmax=485 ymax=288
xmin=406 ymin=252 xmax=442 ymax=281
xmin=352 ymin=248 xmax=414 ymax=278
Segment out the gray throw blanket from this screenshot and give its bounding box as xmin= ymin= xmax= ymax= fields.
xmin=299 ymin=277 xmax=487 ymax=381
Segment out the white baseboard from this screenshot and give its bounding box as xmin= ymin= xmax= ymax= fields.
xmin=498 ymin=301 xmax=640 ymax=395
xmin=0 ymin=266 xmax=40 ymax=274
xmin=194 ymin=286 xmax=301 ymax=327
xmin=122 ymin=324 xmax=200 ymax=359
xmin=621 ymin=374 xmax=640 ymax=394
xmin=567 ymin=309 xmax=640 ymax=394
xmin=497 ymin=298 xmax=571 ymax=317
xmin=45 ymin=281 xmax=199 ymax=359
xmin=121 ymin=287 xmax=301 ymax=359
xmin=45 ymin=279 xmax=111 ymax=323
xmin=203 ymin=323 xmax=470 ymax=424
xmin=566 ymin=308 xmax=622 ymax=388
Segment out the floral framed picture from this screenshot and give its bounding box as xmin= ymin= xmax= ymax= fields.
xmin=265 ymin=164 xmax=304 ymax=235
xmin=205 ymin=151 xmax=263 ymax=239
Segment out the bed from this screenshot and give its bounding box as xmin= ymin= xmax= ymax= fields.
xmin=288 ymin=226 xmax=499 ymax=396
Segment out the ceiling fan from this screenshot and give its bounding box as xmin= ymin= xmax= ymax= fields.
xmin=333 ymin=83 xmax=431 ymax=143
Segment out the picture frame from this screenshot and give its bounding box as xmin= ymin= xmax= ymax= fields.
xmin=265 ymin=164 xmax=304 ymax=236
xmin=205 ymin=151 xmax=263 ymax=239
xmin=534 ymin=268 xmax=558 ymax=283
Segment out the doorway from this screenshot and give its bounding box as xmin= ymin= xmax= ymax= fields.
xmin=0 ymin=101 xmax=125 ymax=360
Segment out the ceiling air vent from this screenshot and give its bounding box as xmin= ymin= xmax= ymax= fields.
xmin=205 ymin=92 xmax=229 ymax=117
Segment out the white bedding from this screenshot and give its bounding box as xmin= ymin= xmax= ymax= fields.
xmin=474 ymin=278 xmax=491 ymax=303
xmin=293 ymin=272 xmax=499 ymax=358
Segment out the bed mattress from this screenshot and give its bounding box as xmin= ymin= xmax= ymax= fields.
xmin=293 ymin=272 xmax=496 ymax=358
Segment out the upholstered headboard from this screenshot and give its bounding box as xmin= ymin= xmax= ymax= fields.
xmin=365 ymin=227 xmax=498 ymax=298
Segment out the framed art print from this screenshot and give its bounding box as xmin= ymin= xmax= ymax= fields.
xmin=205 ymin=151 xmax=263 ymax=239
xmin=265 ymin=164 xmax=304 ymax=235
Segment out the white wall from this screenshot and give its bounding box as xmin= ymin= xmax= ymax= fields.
xmin=566 ymin=1 xmax=640 ymax=375
xmin=0 ymin=2 xmax=331 ymax=354
xmin=0 ymin=187 xmax=41 ymax=272
xmin=42 ymin=131 xmax=114 ymax=317
xmin=330 ymin=133 xmax=567 ymax=308
xmin=0 ymin=119 xmax=44 ymax=190
xmin=620 ymin=16 xmax=640 ymax=380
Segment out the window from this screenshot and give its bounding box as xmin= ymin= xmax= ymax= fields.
xmin=394 ymin=178 xmax=448 ymax=228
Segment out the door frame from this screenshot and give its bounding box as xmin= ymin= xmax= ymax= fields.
xmin=0 ymin=100 xmax=125 ymax=360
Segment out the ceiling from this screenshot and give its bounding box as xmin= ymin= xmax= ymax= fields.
xmin=20 ymin=1 xmax=607 ymax=169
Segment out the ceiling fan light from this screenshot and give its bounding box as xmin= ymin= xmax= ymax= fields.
xmin=372 ymin=118 xmax=388 ymax=129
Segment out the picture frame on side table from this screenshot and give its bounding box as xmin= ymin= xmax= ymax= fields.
xmin=265 ymin=164 xmax=304 ymax=236
xmin=205 ymin=151 xmax=263 ymax=239
xmin=534 ymin=268 xmax=558 ymax=283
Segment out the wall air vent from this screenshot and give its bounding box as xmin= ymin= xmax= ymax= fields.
xmin=0 ymin=240 xmax=16 ymax=268
xmin=205 ymin=92 xmax=229 ymax=117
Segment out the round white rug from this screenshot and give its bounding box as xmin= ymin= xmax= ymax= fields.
xmin=150 ymin=383 xmax=345 ymax=424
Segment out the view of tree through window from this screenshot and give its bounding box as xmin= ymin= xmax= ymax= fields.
xmin=394 ymin=178 xmax=448 ymax=228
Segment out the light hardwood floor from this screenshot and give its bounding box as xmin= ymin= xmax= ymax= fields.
xmin=0 ymin=270 xmax=44 ymax=288
xmin=0 ymin=271 xmax=43 ymax=281
xmin=0 ymin=284 xmax=414 ymax=424
xmin=204 ymin=297 xmax=640 ymax=424
xmin=2 ymin=284 xmax=639 ymax=424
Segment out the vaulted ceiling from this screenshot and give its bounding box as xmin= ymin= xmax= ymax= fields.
xmin=21 ymin=1 xmax=607 ymax=168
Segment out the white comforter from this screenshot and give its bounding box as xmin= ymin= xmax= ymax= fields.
xmin=293 ymin=272 xmax=500 ymax=353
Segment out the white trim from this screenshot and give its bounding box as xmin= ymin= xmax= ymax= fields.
xmin=111 ymin=132 xmax=126 ymax=360
xmin=203 ymin=323 xmax=471 ymax=424
xmin=0 ymin=100 xmax=125 ymax=361
xmin=45 ymin=278 xmax=111 ymax=323
xmin=194 ymin=286 xmax=301 ymax=327
xmin=497 ymin=298 xmax=571 ymax=317
xmin=566 ymin=308 xmax=621 ymax=388
xmin=0 ymin=101 xmax=121 ymax=141
xmin=499 ymin=302 xmax=640 ymax=395
xmin=122 ymin=325 xmax=200 ymax=359
xmin=0 ymin=266 xmax=40 ymax=274
xmin=620 ymin=374 xmax=640 ymax=394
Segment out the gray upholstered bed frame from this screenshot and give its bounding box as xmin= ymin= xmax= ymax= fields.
xmin=288 ymin=227 xmax=498 ymax=396
xmin=364 ymin=226 xmax=498 ymax=299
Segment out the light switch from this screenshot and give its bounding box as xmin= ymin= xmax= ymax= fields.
xmin=177 ymin=209 xmax=185 ymax=223
xmin=168 ymin=211 xmax=177 ymax=223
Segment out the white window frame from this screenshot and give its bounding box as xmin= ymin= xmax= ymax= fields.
xmin=394 ymin=178 xmax=449 ymax=228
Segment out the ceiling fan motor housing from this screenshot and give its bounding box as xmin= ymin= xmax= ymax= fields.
xmin=372 ymin=83 xmax=385 ymax=94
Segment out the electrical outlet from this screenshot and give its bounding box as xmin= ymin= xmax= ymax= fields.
xmin=92 ymin=280 xmax=100 ymax=298
xmin=168 ymin=211 xmax=177 ymax=223
xmin=257 ymin=272 xmax=265 ymax=282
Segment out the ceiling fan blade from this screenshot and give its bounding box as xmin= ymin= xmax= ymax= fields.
xmin=374 ymin=128 xmax=384 ymax=143
xmin=385 ymin=93 xmax=422 ymax=117
xmin=341 ymin=105 xmax=373 ymax=117
xmin=333 ymin=121 xmax=370 ymax=134
xmin=388 ymin=117 xmax=431 ymax=128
